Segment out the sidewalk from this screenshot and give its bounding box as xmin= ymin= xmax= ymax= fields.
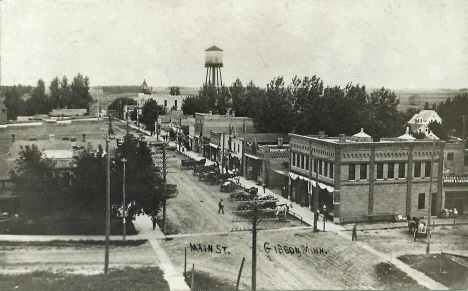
xmin=134 ymin=215 xmax=190 ymax=291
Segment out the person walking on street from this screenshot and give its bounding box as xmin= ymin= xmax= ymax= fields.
xmin=218 ymin=199 xmax=224 ymax=214
xmin=323 ymin=204 xmax=328 ymax=222
xmin=263 ymin=184 xmax=266 ymax=193
xmin=352 ymin=224 xmax=358 ymax=241
xmin=151 ymin=216 xmax=157 ymax=230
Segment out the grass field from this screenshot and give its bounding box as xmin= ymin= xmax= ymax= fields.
xmin=399 ymin=254 xmax=468 ymax=290
xmin=0 ymin=267 xmax=169 ymax=291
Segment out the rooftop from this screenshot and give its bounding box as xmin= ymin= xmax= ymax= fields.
xmin=205 ymin=45 xmax=223 ymax=52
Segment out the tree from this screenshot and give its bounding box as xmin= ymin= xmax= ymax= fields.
xmin=9 ymin=145 xmax=61 ymax=218
xmin=252 ymin=77 xmax=293 ymax=133
xmin=70 ymin=144 xmax=107 ymax=218
xmin=49 ymin=77 xmax=61 ymax=110
xmin=290 ymin=76 xmax=324 ymax=134
xmin=27 ymin=79 xmax=51 ymax=115
xmin=365 ymin=88 xmax=403 ymax=139
xmin=67 ymin=73 xmax=93 ymax=110
xmin=112 ymin=134 xmax=164 ymax=218
xmin=4 ymin=86 xmax=23 ymax=120
xmin=60 ymin=76 xmax=71 ymax=109
xmin=428 ymin=121 xmax=448 ymax=140
xmin=141 ymin=99 xmax=166 ymax=132
xmin=181 ymin=95 xmax=202 ymax=116
xmin=169 ymin=86 xmax=181 ymax=96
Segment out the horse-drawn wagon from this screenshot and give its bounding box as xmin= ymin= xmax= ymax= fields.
xmin=408 ymin=216 xmax=428 ymax=239
xmin=164 ymin=184 xmax=178 ymax=198
xmin=181 ymin=158 xmax=206 ymax=170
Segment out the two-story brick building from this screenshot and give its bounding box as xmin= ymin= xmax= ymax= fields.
xmin=289 ymin=129 xmax=446 ymax=223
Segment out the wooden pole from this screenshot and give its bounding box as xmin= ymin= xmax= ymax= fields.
xmin=104 ymin=127 xmax=111 ymax=275
xmin=252 ymin=204 xmax=257 ymax=291
xmin=184 ymin=247 xmax=187 ymax=276
xmin=314 ymin=159 xmax=319 ymax=232
xmin=426 ymin=140 xmax=435 ymax=255
xmin=122 ymin=158 xmax=127 ymax=241
xmin=236 ymin=257 xmax=245 ymax=290
xmin=191 ymin=264 xmax=195 ymax=290
xmin=162 ymin=142 xmax=167 ymax=234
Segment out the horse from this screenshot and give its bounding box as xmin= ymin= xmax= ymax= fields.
xmin=275 ymin=202 xmax=293 ymax=218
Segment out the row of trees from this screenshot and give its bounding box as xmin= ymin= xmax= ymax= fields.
xmin=10 ymin=134 xmax=164 ymax=220
xmin=182 ymin=76 xmax=404 ymax=139
xmin=3 ymin=74 xmax=93 ymax=120
xmin=169 ymin=86 xmax=181 ymax=95
xmin=101 ymin=86 xmax=141 ymax=94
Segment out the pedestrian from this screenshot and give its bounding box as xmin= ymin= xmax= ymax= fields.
xmin=352 ymin=224 xmax=357 ymax=241
xmin=262 ymin=184 xmax=266 ymax=193
xmin=281 ymin=187 xmax=285 ymax=197
xmin=218 ymin=199 xmax=224 ymax=214
xmin=151 ymin=216 xmax=157 ymax=230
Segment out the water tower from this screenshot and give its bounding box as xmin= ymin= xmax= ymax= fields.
xmin=205 ymin=45 xmax=223 ymax=90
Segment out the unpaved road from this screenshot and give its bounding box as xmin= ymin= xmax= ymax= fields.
xmin=0 ymin=241 xmax=158 ymax=275
xmin=163 ymin=152 xmax=303 ymax=235
xmin=159 ymin=152 xmax=429 ymax=290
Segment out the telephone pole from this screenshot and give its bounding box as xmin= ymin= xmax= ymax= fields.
xmin=122 ymin=158 xmax=127 ymax=241
xmin=313 ymin=158 xmax=319 ymax=232
xmin=162 ymin=142 xmax=167 ymax=234
xmin=104 ymin=115 xmax=113 ymax=275
xmin=426 ymin=140 xmax=435 ymax=255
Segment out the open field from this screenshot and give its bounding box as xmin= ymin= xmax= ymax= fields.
xmin=394 ymin=89 xmax=467 ymax=112
xmin=0 ymin=240 xmax=157 ymax=275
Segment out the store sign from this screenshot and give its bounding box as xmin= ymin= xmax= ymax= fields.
xmin=443 ymin=177 xmax=468 ymax=184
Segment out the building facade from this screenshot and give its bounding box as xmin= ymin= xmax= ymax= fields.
xmin=289 ymin=130 xmax=445 ymax=223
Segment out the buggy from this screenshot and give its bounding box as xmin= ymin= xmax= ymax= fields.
xmin=164 ymin=184 xmax=178 ymax=198
xmin=220 ymin=180 xmax=237 ymax=192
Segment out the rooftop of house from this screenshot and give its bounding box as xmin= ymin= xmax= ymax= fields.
xmin=50 ymin=109 xmax=87 ymax=116
xmin=43 ymin=150 xmax=75 ymax=159
xmin=408 ymin=110 xmax=442 ymax=124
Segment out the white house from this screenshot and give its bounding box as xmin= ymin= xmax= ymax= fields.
xmin=408 ymin=110 xmax=442 ymax=139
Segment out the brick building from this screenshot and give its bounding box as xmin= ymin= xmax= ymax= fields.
xmin=191 ymin=112 xmax=254 ymax=155
xmin=289 ymin=129 xmax=446 ymax=223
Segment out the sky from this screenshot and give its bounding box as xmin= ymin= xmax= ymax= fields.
xmin=1 ymin=0 xmax=468 ymax=89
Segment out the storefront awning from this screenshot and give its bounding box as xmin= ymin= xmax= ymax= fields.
xmin=209 ymin=143 xmax=219 ymax=149
xmin=245 ymin=153 xmax=261 ymax=160
xmin=289 ymin=172 xmax=334 ymax=193
xmin=274 ymin=169 xmax=289 ymax=176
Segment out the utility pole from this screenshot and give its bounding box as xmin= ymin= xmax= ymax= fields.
xmin=463 ymin=115 xmax=466 ymax=141
xmin=162 ymin=142 xmax=167 ymax=234
xmin=222 ymin=132 xmax=225 ymax=174
xmin=122 ymin=158 xmax=127 ymax=241
xmin=96 ymin=89 xmax=100 ymax=119
xmin=314 ymin=158 xmax=319 ymax=232
xmin=426 ymin=140 xmax=435 ymax=255
xmin=104 ymin=115 xmax=113 ymax=275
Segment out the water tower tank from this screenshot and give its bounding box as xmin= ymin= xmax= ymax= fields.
xmin=205 ymin=45 xmax=223 ymax=67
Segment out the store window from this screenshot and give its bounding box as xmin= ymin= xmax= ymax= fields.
xmin=349 ymin=164 xmax=355 ymax=180
xmin=360 ymin=163 xmax=367 ymax=180
xmin=377 ymin=163 xmax=383 ymax=179
xmin=388 ymin=163 xmax=394 ymax=179
xmin=418 ymin=193 xmax=425 ymax=209
xmin=414 ymin=162 xmax=421 ymax=178
xmin=398 ymin=163 xmax=405 ymax=178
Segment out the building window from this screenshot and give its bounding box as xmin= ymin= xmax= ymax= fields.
xmin=319 ymin=160 xmax=323 ymax=175
xmin=349 ymin=164 xmax=355 ymax=180
xmin=302 ymin=155 xmax=305 ymax=169
xmin=164 ymin=100 xmax=167 ymax=107
xmin=174 ymin=100 xmax=178 ymax=109
xmin=330 ymin=164 xmax=334 ymax=179
xmin=388 ymin=163 xmax=394 ymax=179
xmin=360 ymin=163 xmax=367 ymax=180
xmin=306 ymin=156 xmax=309 ymax=171
xmin=324 ymin=162 xmax=328 ymax=177
xmin=447 ymin=153 xmax=454 ymax=161
xmin=292 ymin=153 xmax=296 ymax=167
xmin=418 ymin=193 xmax=425 ymax=209
xmin=297 ymin=154 xmax=300 ymax=168
xmin=425 ymin=161 xmax=431 ymax=177
xmin=414 ymin=162 xmax=421 ymax=178
xmin=398 ymin=162 xmax=405 ymax=178
xmin=377 ymin=163 xmax=383 ymax=179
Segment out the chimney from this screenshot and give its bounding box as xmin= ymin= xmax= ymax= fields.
xmin=339 ymin=134 xmax=347 ymax=143
xmin=278 ymin=137 xmax=283 ymax=147
xmin=209 ymin=111 xmax=212 ymax=115
xmin=49 ymin=134 xmax=55 ymax=142
xmin=82 ymin=134 xmax=86 ymax=142
xmin=232 ymin=111 xmax=235 ymax=117
xmin=11 ymin=134 xmax=15 ymax=143
xmin=318 ymin=131 xmax=326 ymax=139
